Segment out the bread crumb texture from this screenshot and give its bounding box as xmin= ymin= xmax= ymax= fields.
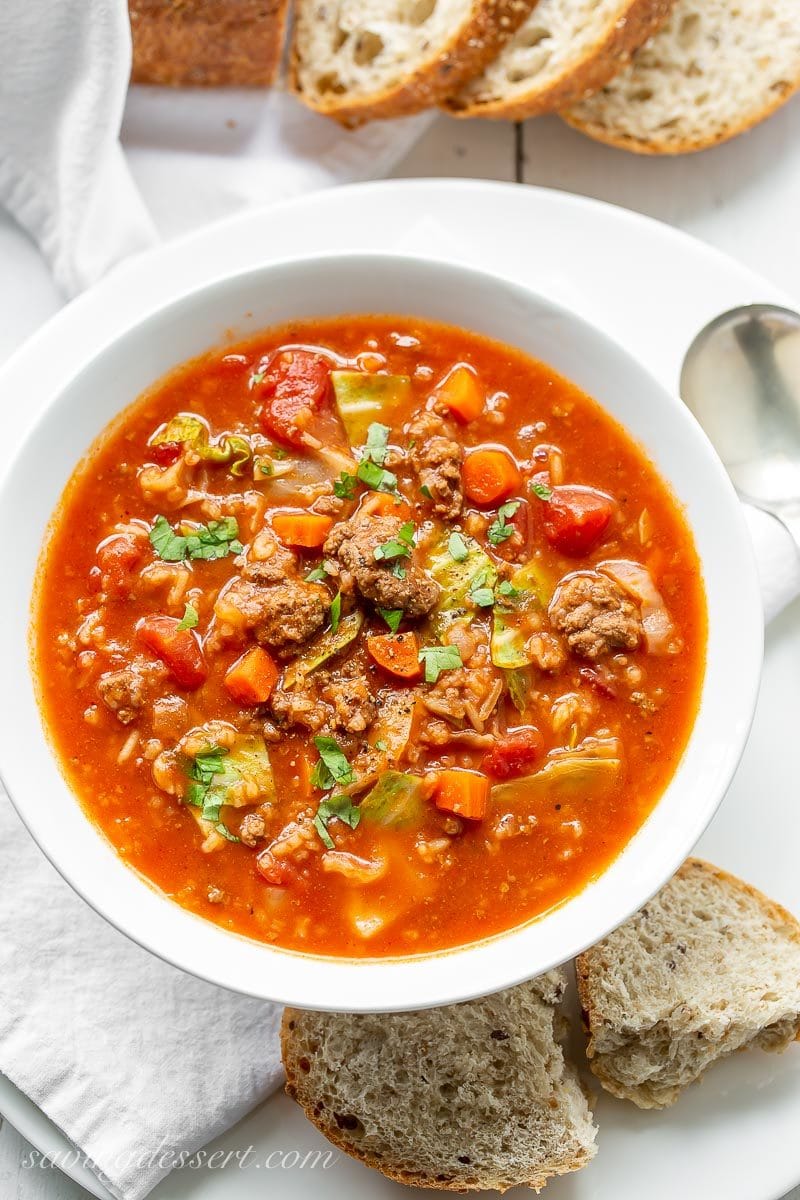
xmin=448 ymin=0 xmax=674 ymax=117
xmin=577 ymin=858 xmax=800 ymax=1108
xmin=563 ymin=0 xmax=800 ymax=151
xmin=282 ymin=971 xmax=598 ymax=1192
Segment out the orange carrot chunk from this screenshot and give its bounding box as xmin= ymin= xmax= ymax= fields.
xmin=462 ymin=448 xmax=521 ymax=506
xmin=433 ymin=769 xmax=490 ymax=821
xmin=272 ymin=510 xmax=334 ymax=549
xmin=366 ymin=631 xmax=422 ymax=680
xmin=360 ymin=491 xmax=413 ymax=520
xmin=435 ymin=365 xmax=485 ymax=424
xmin=224 ymin=646 xmax=279 ymax=704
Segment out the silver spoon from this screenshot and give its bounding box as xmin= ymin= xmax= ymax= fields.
xmin=680 ymin=304 xmax=800 ymax=550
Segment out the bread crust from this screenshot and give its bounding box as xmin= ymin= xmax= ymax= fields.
xmin=281 ymin=1004 xmax=593 ymax=1192
xmin=130 ymin=0 xmax=289 ymax=87
xmin=444 ymin=0 xmax=675 ymax=119
xmin=576 ymin=857 xmax=800 ymax=1105
xmin=562 ymin=76 xmax=800 ymax=153
xmin=289 ymin=0 xmax=537 ymax=126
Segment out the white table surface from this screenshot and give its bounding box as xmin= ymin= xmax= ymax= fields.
xmin=2 ymin=100 xmax=800 ymax=1199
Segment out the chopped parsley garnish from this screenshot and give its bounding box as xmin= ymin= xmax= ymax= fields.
xmin=530 ymin=481 xmax=553 ymax=501
xmin=468 ymin=568 xmax=495 ymax=608
xmin=378 ymin=608 xmax=403 ymax=633
xmin=310 ymin=735 xmax=354 ymax=791
xmin=149 ymin=514 xmax=243 ymax=563
xmin=313 ymin=794 xmax=361 ymax=850
xmin=254 ymin=457 xmax=274 ymax=477
xmin=362 ymin=422 xmax=391 ymax=466
xmin=448 ymin=531 xmax=469 ymax=563
xmin=330 ymin=591 xmax=342 ymax=634
xmin=357 ymin=459 xmax=398 ymax=493
xmin=418 ymin=643 xmax=463 ymax=683
xmin=249 ymin=370 xmax=265 ymax=388
xmin=373 ymin=520 xmax=415 ymax=564
xmin=184 ymin=745 xmax=240 ymax=843
xmin=333 ymin=471 xmax=358 ymax=499
xmin=305 ymin=565 xmax=328 ymax=583
xmin=374 ymin=739 xmax=388 ymax=753
xmin=498 ymin=579 xmax=524 ymax=601
xmin=420 ymin=484 xmax=433 ymax=500
xmin=272 ymin=447 xmax=289 ymax=461
xmin=177 ymin=601 xmax=199 ymax=631
xmin=487 ymin=501 xmax=520 ymax=546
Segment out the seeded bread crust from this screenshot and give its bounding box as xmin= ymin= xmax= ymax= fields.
xmin=577 ymin=858 xmax=800 ymax=1108
xmin=562 ymin=0 xmax=800 ymax=153
xmin=282 ymin=972 xmax=598 ymax=1192
xmin=290 ymin=0 xmax=537 ymax=126
xmin=446 ymin=0 xmax=675 ymax=119
xmin=130 ymin=0 xmax=289 ymax=87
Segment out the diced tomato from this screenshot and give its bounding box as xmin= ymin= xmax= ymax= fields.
xmin=137 ymin=615 xmax=207 ymax=689
xmin=97 ymin=534 xmax=143 ymax=595
xmin=150 ymin=441 xmax=182 ymax=467
xmin=541 ymin=485 xmax=614 ymax=557
xmin=482 ymin=727 xmax=543 ymax=779
xmin=255 ymin=848 xmax=295 ymax=886
xmin=258 ymin=350 xmax=331 ymax=447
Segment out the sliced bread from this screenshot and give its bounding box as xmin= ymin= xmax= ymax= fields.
xmin=289 ymin=0 xmax=537 ymax=125
xmin=282 ymin=971 xmax=598 ymax=1191
xmin=445 ymin=0 xmax=674 ymax=119
xmin=577 ymin=858 xmax=800 ymax=1109
xmin=563 ymin=0 xmax=800 ymax=153
xmin=130 ymin=1 xmax=289 ymax=87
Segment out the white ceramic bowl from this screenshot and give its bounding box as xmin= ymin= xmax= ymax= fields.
xmin=0 ymin=253 xmax=762 ymax=1012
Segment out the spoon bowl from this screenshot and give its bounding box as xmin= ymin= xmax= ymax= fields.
xmin=680 ymin=304 xmax=800 ymax=541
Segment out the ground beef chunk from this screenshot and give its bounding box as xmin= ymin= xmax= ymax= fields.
xmin=407 ymin=411 xmax=463 ymax=520
xmin=320 ymin=676 xmax=376 ymax=733
xmin=215 ymin=576 xmax=328 ymax=651
xmin=270 ymin=667 xmax=376 ymax=739
xmin=323 ymin=515 xmax=439 ymax=618
xmin=239 ymin=812 xmax=267 ymax=846
xmin=97 ymin=668 xmax=144 ymax=724
xmin=549 ymin=572 xmax=642 ymax=660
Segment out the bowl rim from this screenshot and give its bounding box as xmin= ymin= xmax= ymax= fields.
xmin=0 ymin=249 xmax=763 ymax=1011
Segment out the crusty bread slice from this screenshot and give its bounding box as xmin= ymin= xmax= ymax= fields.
xmin=445 ymin=0 xmax=674 ymax=119
xmin=130 ymin=0 xmax=289 ymax=87
xmin=577 ymin=858 xmax=800 ymax=1109
xmin=289 ymin=0 xmax=537 ymax=125
xmin=563 ymin=0 xmax=800 ymax=153
xmin=282 ymin=971 xmax=598 ymax=1191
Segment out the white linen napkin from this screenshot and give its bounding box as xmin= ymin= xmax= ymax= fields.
xmin=0 ymin=0 xmax=429 ymax=296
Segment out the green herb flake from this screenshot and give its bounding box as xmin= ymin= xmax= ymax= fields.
xmin=448 ymin=531 xmax=469 ymax=563
xmin=272 ymin=447 xmax=289 ymax=461
xmin=150 ymin=514 xmax=243 ymax=563
xmin=374 ymin=739 xmax=388 ymax=753
xmin=249 ymin=370 xmax=266 ymax=388
xmin=487 ymin=501 xmax=520 ymax=546
xmin=311 ymin=735 xmax=354 ymax=792
xmin=362 ymin=422 xmax=391 ymax=466
xmin=374 ymin=522 xmax=415 ymax=565
xmin=305 ymin=565 xmax=328 ymax=583
xmin=418 ymin=643 xmax=463 ymax=684
xmin=177 ymin=601 xmax=199 ymax=631
xmin=378 ymin=608 xmax=403 ymax=633
xmin=498 ymin=579 xmax=524 ymax=601
xmin=468 ymin=568 xmax=495 ymax=608
xmin=530 ymin=481 xmax=553 ymax=501
xmin=313 ymin=794 xmax=361 ymax=850
xmin=255 ymin=457 xmax=273 ymax=478
xmin=357 ymin=459 xmax=398 ymax=493
xmin=329 ymin=591 xmax=342 ymax=635
xmin=333 ymin=472 xmax=358 ymax=499
xmin=420 ymin=484 xmax=433 ymax=500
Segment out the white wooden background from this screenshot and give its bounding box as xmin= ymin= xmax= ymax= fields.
xmin=2 ymin=100 xmax=800 ymax=1199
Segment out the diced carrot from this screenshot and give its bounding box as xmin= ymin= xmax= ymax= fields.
xmin=360 ymin=491 xmax=412 ymax=519
xmin=434 ymin=365 xmax=485 ymax=423
xmin=224 ymin=646 xmax=279 ymax=705
xmin=462 ymin=448 xmax=521 ymax=506
xmin=433 ymin=769 xmax=490 ymax=821
xmin=366 ymin=631 xmax=421 ymax=680
xmin=272 ymin=510 xmax=334 ymax=549
xmin=137 ymin=615 xmax=207 ymax=689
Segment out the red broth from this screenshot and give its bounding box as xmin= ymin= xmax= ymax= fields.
xmin=34 ymin=316 xmax=706 ymax=957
